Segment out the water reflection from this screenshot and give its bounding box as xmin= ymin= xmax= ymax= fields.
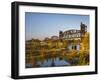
xmin=38 ymin=57 xmax=71 ymax=67
xmin=26 ymin=57 xmax=70 ymax=68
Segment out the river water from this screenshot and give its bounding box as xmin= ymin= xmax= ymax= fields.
xmin=26 ymin=57 xmax=71 ymax=68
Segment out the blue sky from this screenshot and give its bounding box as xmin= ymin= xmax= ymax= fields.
xmin=25 ymin=12 xmax=89 ymax=40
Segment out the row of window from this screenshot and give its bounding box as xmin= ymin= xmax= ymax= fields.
xmin=63 ymin=33 xmax=81 ymax=39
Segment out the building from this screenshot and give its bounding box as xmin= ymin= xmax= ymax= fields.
xmin=59 ymin=22 xmax=88 ymax=51
xmin=51 ymin=36 xmax=59 ymax=40
xmin=26 ymin=39 xmax=41 ymax=55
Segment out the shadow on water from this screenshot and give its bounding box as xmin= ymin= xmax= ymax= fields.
xmin=26 ymin=56 xmax=71 ymax=68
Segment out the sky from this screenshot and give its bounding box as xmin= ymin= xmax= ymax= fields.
xmin=25 ymin=12 xmax=89 ymax=40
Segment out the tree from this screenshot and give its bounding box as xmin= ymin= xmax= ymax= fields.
xmin=81 ymin=32 xmax=89 ymax=52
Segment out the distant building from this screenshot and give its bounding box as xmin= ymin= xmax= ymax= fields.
xmin=26 ymin=39 xmax=41 ymax=55
xmin=44 ymin=37 xmax=50 ymax=41
xmin=40 ymin=41 xmax=47 ymax=46
xmin=51 ymin=36 xmax=59 ymax=40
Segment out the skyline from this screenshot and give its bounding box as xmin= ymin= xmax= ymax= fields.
xmin=25 ymin=12 xmax=90 ymax=40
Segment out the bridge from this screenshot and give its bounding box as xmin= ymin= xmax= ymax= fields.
xmin=59 ymin=22 xmax=87 ymax=51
